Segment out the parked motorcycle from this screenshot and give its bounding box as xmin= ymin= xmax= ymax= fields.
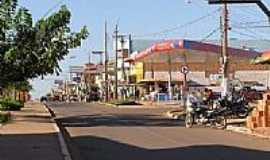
xmin=218 ymin=94 xmax=252 ymax=119
xmin=185 ymin=94 xmax=227 ymax=129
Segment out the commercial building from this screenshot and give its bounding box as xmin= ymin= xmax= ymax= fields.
xmin=126 ymin=39 xmax=270 ymax=100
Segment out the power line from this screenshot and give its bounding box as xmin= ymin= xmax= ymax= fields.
xmin=230 ymin=9 xmax=256 ymax=23
xmin=133 ymin=8 xmax=221 ymax=38
xmin=42 ymin=0 xmax=64 ymax=19
xmin=231 ymin=19 xmax=270 ymax=39
xmin=237 ymin=20 xmax=269 ymax=25
xmin=232 ymin=5 xmax=261 ymax=18
xmin=232 ymin=25 xmax=270 ymax=29
xmin=231 ymin=29 xmax=261 ymax=39
xmin=200 ymin=26 xmax=220 ymax=42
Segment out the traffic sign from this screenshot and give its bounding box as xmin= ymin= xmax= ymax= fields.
xmin=181 ymin=65 xmax=189 ymax=74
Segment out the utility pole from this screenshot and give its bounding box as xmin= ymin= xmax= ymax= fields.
xmin=221 ymin=3 xmax=229 ymax=97
xmin=209 ymin=0 xmax=270 ymax=97
xmin=128 ymin=34 xmax=132 ymax=55
xmin=104 ymin=21 xmax=109 ymax=102
xmin=114 ymin=24 xmax=119 ymax=100
xmin=120 ymin=35 xmax=127 ymax=100
xmin=168 ymin=54 xmax=172 ymax=100
xmin=120 ymin=35 xmax=127 ymax=82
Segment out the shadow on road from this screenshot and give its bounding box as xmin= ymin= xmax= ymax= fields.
xmin=0 ymin=133 xmax=64 ymax=160
xmin=71 ymin=135 xmax=270 ymax=160
xmin=56 ymin=114 xmax=184 ymax=127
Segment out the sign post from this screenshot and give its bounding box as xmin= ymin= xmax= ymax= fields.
xmin=181 ymin=65 xmax=189 ymax=90
xmin=181 ymin=65 xmax=189 ymax=108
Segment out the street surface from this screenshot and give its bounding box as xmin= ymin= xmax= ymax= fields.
xmin=50 ymin=102 xmax=270 ymax=160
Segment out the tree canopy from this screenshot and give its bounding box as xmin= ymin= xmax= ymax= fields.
xmin=0 ymin=0 xmax=89 ymax=87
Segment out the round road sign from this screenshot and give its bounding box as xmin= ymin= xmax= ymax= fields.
xmin=181 ymin=65 xmax=189 ymax=74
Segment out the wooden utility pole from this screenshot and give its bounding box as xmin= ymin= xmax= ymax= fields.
xmin=114 ymin=24 xmax=119 ymax=100
xmin=104 ymin=21 xmax=109 ymax=102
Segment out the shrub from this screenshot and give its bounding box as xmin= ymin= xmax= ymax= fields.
xmin=0 ymin=111 xmax=11 ymax=123
xmin=0 ymin=98 xmax=24 ymax=111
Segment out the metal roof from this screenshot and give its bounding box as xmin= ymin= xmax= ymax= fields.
xmin=132 ymin=39 xmax=270 ymax=52
xmin=131 ymin=39 xmax=261 ymax=62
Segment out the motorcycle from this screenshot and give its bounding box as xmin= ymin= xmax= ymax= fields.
xmin=185 ymin=94 xmax=227 ymax=129
xmin=218 ymin=94 xmax=252 ymax=119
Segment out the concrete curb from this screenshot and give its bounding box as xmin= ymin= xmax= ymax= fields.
xmin=166 ymin=109 xmax=270 ymax=140
xmin=226 ymin=126 xmax=270 ymax=140
xmin=42 ymin=103 xmax=72 ymax=160
xmin=97 ymin=102 xmax=118 ymax=108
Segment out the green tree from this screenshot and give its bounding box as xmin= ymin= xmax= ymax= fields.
xmin=0 ymin=0 xmax=89 ymax=87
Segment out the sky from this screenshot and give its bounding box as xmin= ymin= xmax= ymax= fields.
xmin=18 ymin=0 xmax=270 ymax=99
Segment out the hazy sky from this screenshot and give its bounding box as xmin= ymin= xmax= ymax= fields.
xmin=18 ymin=0 xmax=270 ymax=98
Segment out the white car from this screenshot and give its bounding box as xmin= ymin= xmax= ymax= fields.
xmin=251 ymin=84 xmax=268 ymax=91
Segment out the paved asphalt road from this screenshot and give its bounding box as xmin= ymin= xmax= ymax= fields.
xmin=49 ymin=102 xmax=270 ymax=160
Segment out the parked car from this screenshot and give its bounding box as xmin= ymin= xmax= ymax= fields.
xmin=251 ymin=83 xmax=268 ymax=92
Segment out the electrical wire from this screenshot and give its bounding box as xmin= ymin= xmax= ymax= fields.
xmin=41 ymin=0 xmax=65 ymax=19
xmin=229 ymin=4 xmax=270 ymax=38
xmin=231 ymin=5 xmax=262 ymax=18
xmin=200 ymin=27 xmax=220 ymax=42
xmin=133 ymin=7 xmax=221 ymax=38
xmin=230 ymin=19 xmax=270 ymax=40
xmin=231 ymin=29 xmax=262 ymax=39
xmin=232 ymin=25 xmax=270 ymax=29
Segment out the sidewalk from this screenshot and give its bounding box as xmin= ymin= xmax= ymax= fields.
xmin=0 ymin=102 xmax=65 ymax=160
